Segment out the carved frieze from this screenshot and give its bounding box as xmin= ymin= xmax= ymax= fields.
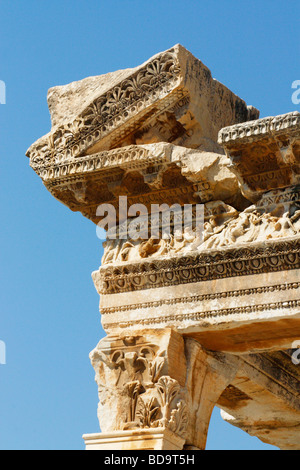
xmin=99 ymin=186 xmax=300 ymax=266
xmin=96 ymin=237 xmax=300 ymax=295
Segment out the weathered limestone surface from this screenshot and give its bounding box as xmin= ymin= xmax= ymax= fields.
xmin=83 ymin=428 xmax=186 ymax=450
xmin=27 ymin=45 xmax=300 ymax=450
xmin=88 ymin=329 xmax=240 ymax=449
xmin=27 ymin=44 xmax=257 ymax=224
xmin=219 ymin=112 xmax=300 ymax=201
xmin=218 ymin=350 xmax=300 ymax=450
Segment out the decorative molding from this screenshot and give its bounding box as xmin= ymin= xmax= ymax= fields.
xmin=100 ymin=281 xmax=300 ymax=315
xmin=27 ymin=48 xmax=183 ymax=165
xmin=256 ymin=185 xmax=300 ymax=208
xmin=98 ymin=238 xmax=300 ymax=295
xmin=30 ymin=146 xmax=165 ymax=181
xmin=218 ymin=112 xmax=300 ymax=199
xmin=103 ymin=299 xmax=300 ymax=330
xmin=218 ymin=111 xmax=300 ymax=147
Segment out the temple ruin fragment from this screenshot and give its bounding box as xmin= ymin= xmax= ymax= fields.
xmin=27 ymin=45 xmax=300 ymax=450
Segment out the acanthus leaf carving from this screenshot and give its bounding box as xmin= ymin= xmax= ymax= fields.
xmin=90 ymin=335 xmax=188 ymax=438
xmin=27 ymin=48 xmax=182 ymax=166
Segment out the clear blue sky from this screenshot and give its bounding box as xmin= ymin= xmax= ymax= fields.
xmin=0 ymin=0 xmax=299 ymax=450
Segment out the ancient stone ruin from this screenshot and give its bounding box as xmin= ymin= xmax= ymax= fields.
xmin=27 ymin=45 xmax=300 ymax=450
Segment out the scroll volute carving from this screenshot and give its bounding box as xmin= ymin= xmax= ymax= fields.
xmin=89 ymin=330 xmax=188 ymax=437
xmin=90 ymin=331 xmax=241 ymax=449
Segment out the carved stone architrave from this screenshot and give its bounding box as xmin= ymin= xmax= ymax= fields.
xmin=27 ymin=44 xmax=300 ymax=450
xmin=93 ymin=234 xmax=300 ymax=353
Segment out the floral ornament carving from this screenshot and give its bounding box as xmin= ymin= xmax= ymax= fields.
xmin=92 ymin=340 xmax=188 ymax=438
xmin=27 ymin=49 xmax=182 ymax=165
xmin=129 ymin=375 xmax=188 ymax=437
xmin=154 ymin=376 xmax=188 ymax=436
